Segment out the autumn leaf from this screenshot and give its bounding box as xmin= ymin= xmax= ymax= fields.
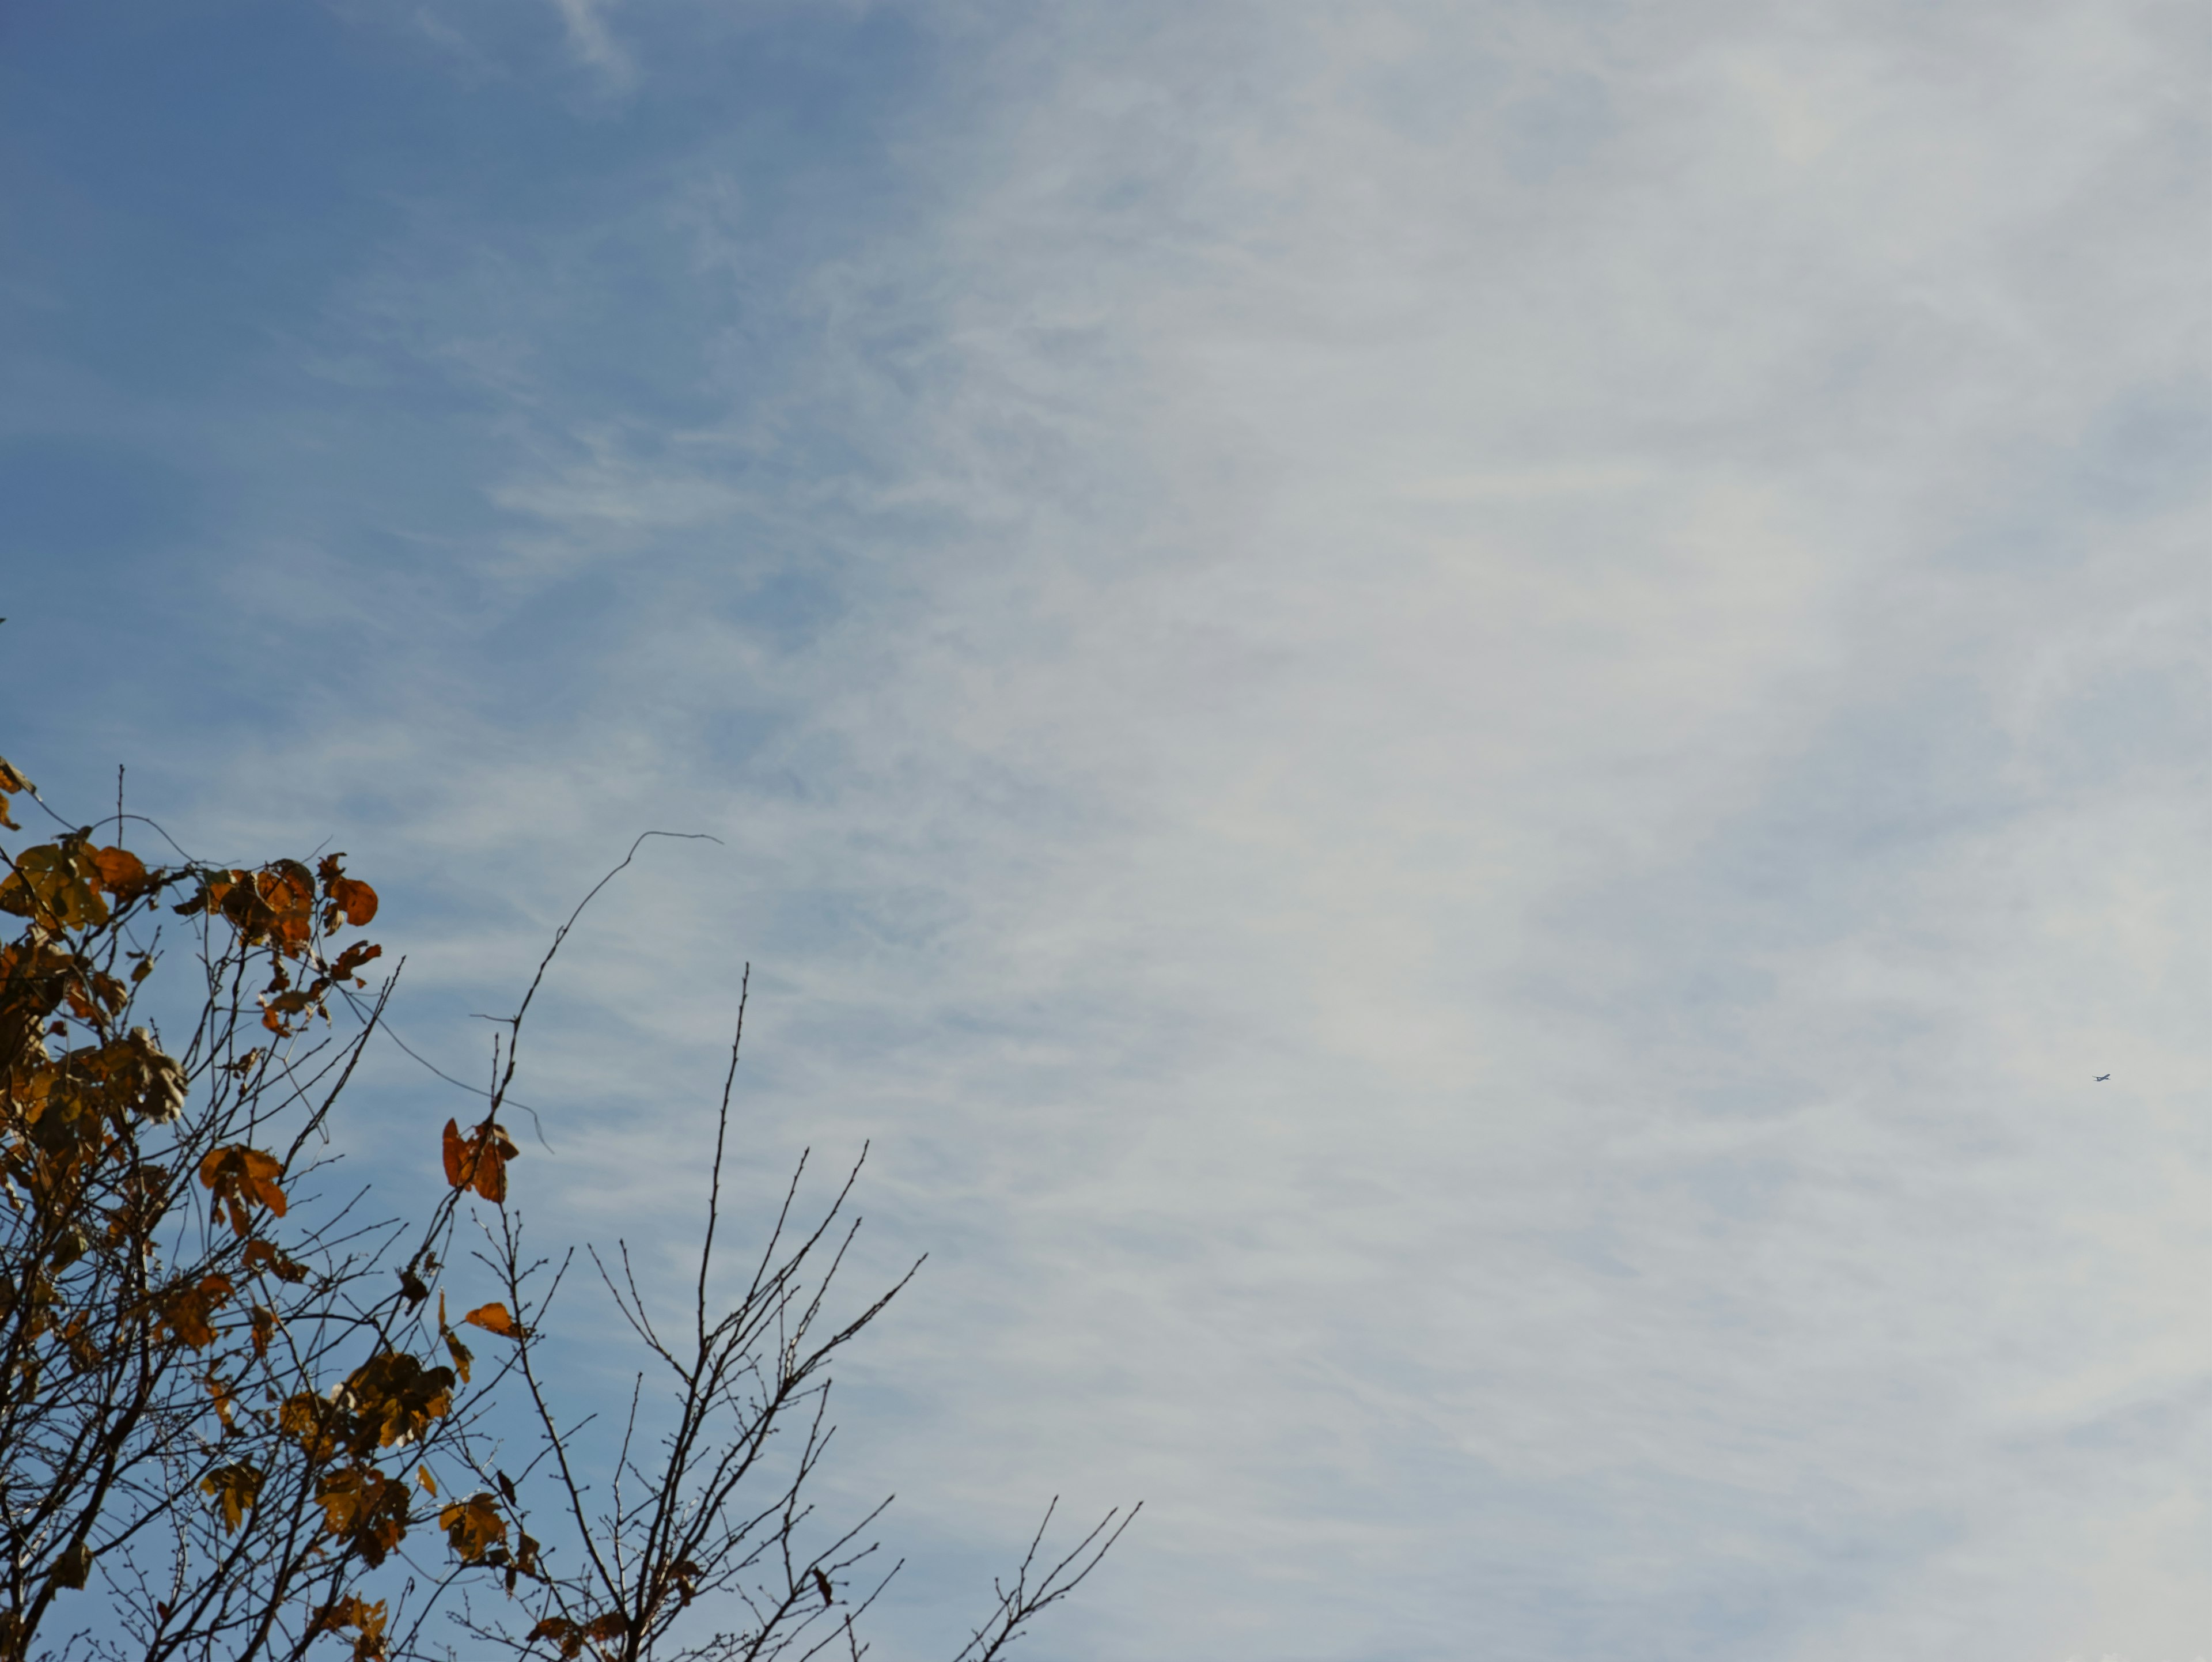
xmin=50 ymin=1539 xmax=93 ymax=1591
xmin=88 ymin=845 xmax=154 ymax=903
xmin=198 ymin=1145 xmax=287 ymax=1237
xmin=437 ymin=1491 xmax=507 ymax=1563
xmin=510 ymin=1530 xmax=543 ymax=1591
xmin=186 ymin=861 xmax=320 ymax=954
xmin=317 ymin=854 xmax=379 ymax=927
xmin=329 ymin=877 xmax=377 ymax=927
xmin=151 ymin=1273 xmax=235 ymax=1349
xmin=1 ymin=843 xmax=109 ymax=930
xmin=0 ymin=755 xmax=31 ymax=830
xmin=109 ymin=1027 xmax=187 ymax=1122
xmin=310 ymin=1595 xmax=390 ymax=1662
xmin=416 ymin=1464 xmax=438 ymax=1498
xmin=342 ymin=1350 xmax=456 ymax=1449
xmin=206 ymin=1369 xmax=238 ymax=1432
xmin=241 ymin=1237 xmax=309 ymax=1283
xmin=329 ymin=940 xmax=382 ymax=985
xmin=248 ymin=860 xmax=317 ymax=951
xmin=314 ymin=1466 xmax=413 ymax=1567
xmin=259 ymin=986 xmax=317 ymax=1035
xmin=525 ymin=1616 xmax=585 ymax=1660
xmin=441 ymin=1118 xmax=518 ymax=1203
xmin=199 ymin=1462 xmax=263 ymax=1532
xmin=461 ymin=1301 xmax=527 ymax=1341
xmin=279 ymin=1391 xmax=344 ymax=1462
xmin=670 ymin=1558 xmax=701 ymax=1607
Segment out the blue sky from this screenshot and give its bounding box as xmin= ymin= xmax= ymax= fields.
xmin=5 ymin=2 xmax=2209 ymax=1657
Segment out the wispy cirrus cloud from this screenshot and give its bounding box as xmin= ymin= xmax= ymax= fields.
xmin=546 ymin=0 xmax=636 ymax=87
xmin=2 ymin=1 xmax=2205 ymax=1656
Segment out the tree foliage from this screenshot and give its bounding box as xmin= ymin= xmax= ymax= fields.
xmin=0 ymin=754 xmax=1130 ymax=1662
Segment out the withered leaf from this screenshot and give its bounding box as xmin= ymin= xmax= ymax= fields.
xmin=311 ymin=1595 xmax=390 ymax=1662
xmin=442 ymin=1118 xmax=518 ymax=1203
xmin=1 ymin=843 xmax=109 ymax=930
xmin=50 ymin=1539 xmax=93 ymax=1591
xmin=317 ymin=855 xmax=379 ymax=927
xmin=314 ymin=1466 xmax=412 ymax=1567
xmin=198 ymin=1145 xmax=286 ymax=1237
xmin=342 ymin=1350 xmax=456 ymax=1449
xmin=437 ymin=1492 xmax=507 ymax=1563
xmin=462 ymin=1301 xmax=527 ymax=1341
xmin=330 ymin=940 xmax=382 ymax=984
xmin=200 ymin=1462 xmax=264 ymax=1533
xmin=151 ymin=1273 xmax=236 ymax=1349
xmin=243 ymin=1238 xmax=309 ymax=1283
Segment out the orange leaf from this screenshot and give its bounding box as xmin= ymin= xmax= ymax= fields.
xmin=90 ymin=845 xmax=153 ymax=902
xmin=441 ymin=1118 xmax=517 ymax=1203
xmin=317 ymin=854 xmax=379 ymax=926
xmin=462 ymin=1301 xmax=527 ymax=1341
xmin=329 ymin=876 xmax=378 ymax=927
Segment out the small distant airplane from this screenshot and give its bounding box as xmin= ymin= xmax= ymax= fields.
xmin=2094 ymin=1074 xmax=2111 ymax=1082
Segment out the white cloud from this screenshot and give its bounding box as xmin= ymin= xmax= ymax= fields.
xmin=123 ymin=0 xmax=2212 ymax=1654
xmin=547 ymin=0 xmax=635 ymax=88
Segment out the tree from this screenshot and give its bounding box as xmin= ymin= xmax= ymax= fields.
xmin=0 ymin=752 xmax=1131 ymax=1662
